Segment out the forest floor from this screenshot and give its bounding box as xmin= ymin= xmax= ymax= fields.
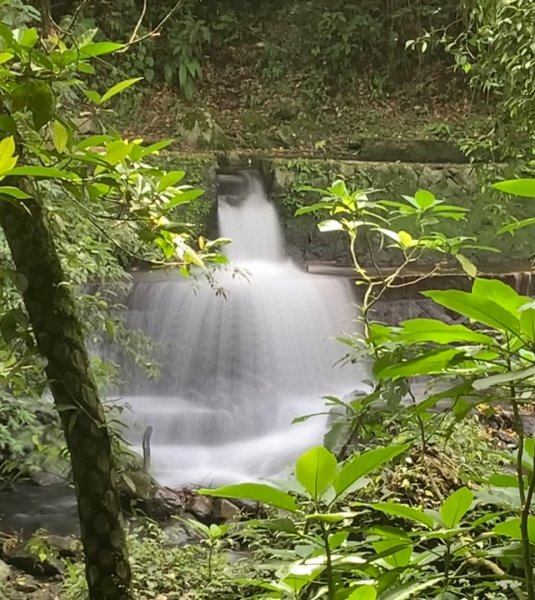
xmin=115 ymin=59 xmax=490 ymax=156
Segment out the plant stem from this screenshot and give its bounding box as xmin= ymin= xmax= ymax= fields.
xmin=320 ymin=522 xmax=334 ymax=600
xmin=510 ymin=381 xmax=534 ymax=600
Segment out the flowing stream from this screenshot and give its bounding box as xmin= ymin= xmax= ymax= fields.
xmin=120 ymin=172 xmax=364 ymax=486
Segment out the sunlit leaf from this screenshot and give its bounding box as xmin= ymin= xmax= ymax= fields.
xmin=473 ymin=365 xmax=535 ymax=390
xmin=199 ymin=483 xmax=297 ymax=512
xmin=414 ymin=189 xmax=436 ymax=209
xmin=347 ymin=585 xmax=377 ymax=600
xmin=295 ymin=446 xmax=338 ymax=500
xmin=334 ymin=444 xmax=409 ymax=498
xmin=456 ymin=253 xmax=477 ymax=278
xmin=423 ymin=289 xmax=521 ymax=336
xmin=0 ymin=136 xmax=17 ymax=175
xmin=101 ymin=77 xmax=142 ymax=104
xmin=318 ymin=219 xmax=343 ymax=232
xmin=440 ymin=487 xmax=474 ymax=528
xmin=51 ymin=120 xmax=69 ymax=153
xmin=376 ymin=349 xmax=464 ymax=379
xmin=397 ymin=318 xmax=494 ymax=345
xmin=157 ymin=170 xmax=186 ymax=193
xmin=492 ymin=179 xmax=535 ymax=198
xmin=79 ymin=42 xmax=124 ymax=57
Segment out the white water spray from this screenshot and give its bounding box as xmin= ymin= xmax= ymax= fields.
xmin=120 ymin=172 xmax=364 ymax=486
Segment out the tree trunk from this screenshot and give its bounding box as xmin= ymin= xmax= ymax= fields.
xmin=0 ymin=190 xmax=133 ymax=600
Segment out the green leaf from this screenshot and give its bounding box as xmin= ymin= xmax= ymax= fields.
xmin=365 ymin=502 xmax=434 ymax=528
xmin=456 ymin=253 xmax=477 ymax=278
xmin=101 ymin=77 xmax=142 ymax=104
xmin=376 ymin=348 xmax=464 ymax=380
xmin=492 ymin=178 xmax=535 ymax=198
xmin=51 ymin=120 xmax=69 ymax=153
xmin=520 ymin=309 xmax=535 ymax=342
xmin=295 ymin=446 xmax=338 ymax=500
xmin=19 ymin=28 xmax=38 ymax=48
xmin=0 ymin=136 xmax=17 ymax=176
xmin=473 ymin=365 xmax=535 ymax=391
xmin=0 ymin=114 xmax=16 ymax=134
xmin=8 ymin=166 xmax=77 ymax=180
xmin=498 ymin=217 xmax=535 ymax=235
xmin=372 ymin=536 xmax=412 ymax=568
xmin=80 ymin=42 xmax=124 ymax=57
xmin=294 ymin=202 xmax=333 ymax=216
xmin=494 ymin=517 xmax=535 ymax=544
xmin=398 ymin=230 xmax=413 ymax=248
xmin=397 ymin=319 xmax=494 ymax=345
xmin=381 ymin=578 xmax=442 ymax=600
xmin=27 ymin=81 xmax=55 ymax=130
xmin=0 ymin=52 xmax=13 ymax=64
xmin=83 ymin=90 xmax=102 ymax=104
xmin=440 ymin=487 xmax=474 ymax=528
xmin=423 ymin=289 xmax=521 ymax=336
xmin=347 ymin=585 xmax=377 ymax=600
xmin=140 ymin=139 xmax=174 ymax=156
xmin=318 ymin=219 xmax=343 ymax=232
xmin=472 ymin=278 xmax=527 ymax=312
xmin=164 ymin=189 xmax=204 ymax=209
xmin=334 ymin=444 xmax=409 ymax=498
xmin=0 ymin=186 xmax=30 ymax=199
xmin=157 ymin=170 xmax=186 ymax=193
xmin=77 ymin=61 xmax=96 ymax=75
xmin=413 ymin=189 xmax=436 ymax=209
xmin=199 ymin=483 xmax=297 ymax=512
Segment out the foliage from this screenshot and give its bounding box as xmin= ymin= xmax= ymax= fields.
xmin=202 ymin=442 xmax=527 ymax=599
xmin=61 ymin=519 xmax=255 ymax=600
xmin=409 ymin=0 xmax=535 ymax=159
xmin=66 ymin=0 xmax=462 ymax=99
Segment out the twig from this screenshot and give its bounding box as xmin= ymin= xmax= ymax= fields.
xmin=128 ymin=0 xmax=149 ymax=45
xmin=119 ymin=0 xmax=185 ymax=51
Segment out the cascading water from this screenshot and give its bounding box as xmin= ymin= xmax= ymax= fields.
xmin=120 ymin=171 xmax=364 ymax=486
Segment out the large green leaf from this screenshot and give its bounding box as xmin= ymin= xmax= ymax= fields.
xmin=348 ymin=586 xmax=377 ymax=600
xmin=520 ymin=308 xmax=535 ymax=342
xmin=397 ymin=319 xmax=494 ymax=345
xmin=492 ymin=178 xmax=535 ymax=198
xmin=472 ymin=278 xmax=528 ymax=312
xmin=494 ymin=517 xmax=535 ymax=544
xmin=380 ymin=577 xmax=442 ymax=600
xmin=8 ymin=165 xmax=77 ymax=180
xmin=423 ymin=289 xmax=520 ymax=336
xmin=376 ymin=348 xmax=464 ymax=380
xmin=199 ymin=483 xmax=297 ymax=512
xmin=473 ymin=365 xmax=535 ymax=390
xmin=364 ymin=502 xmax=434 ymax=528
xmin=334 ymin=444 xmax=409 ymax=498
xmin=440 ymin=487 xmax=474 ymax=528
xmin=295 ymin=446 xmax=338 ymax=500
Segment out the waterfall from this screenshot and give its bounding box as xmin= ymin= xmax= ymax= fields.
xmin=120 ymin=171 xmax=364 ymax=486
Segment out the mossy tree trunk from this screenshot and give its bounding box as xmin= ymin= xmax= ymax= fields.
xmin=0 ymin=191 xmax=133 ymax=600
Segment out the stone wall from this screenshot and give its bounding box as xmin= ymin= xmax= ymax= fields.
xmin=270 ymin=158 xmax=534 ymax=268
xmin=160 ymin=152 xmax=535 ymax=269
